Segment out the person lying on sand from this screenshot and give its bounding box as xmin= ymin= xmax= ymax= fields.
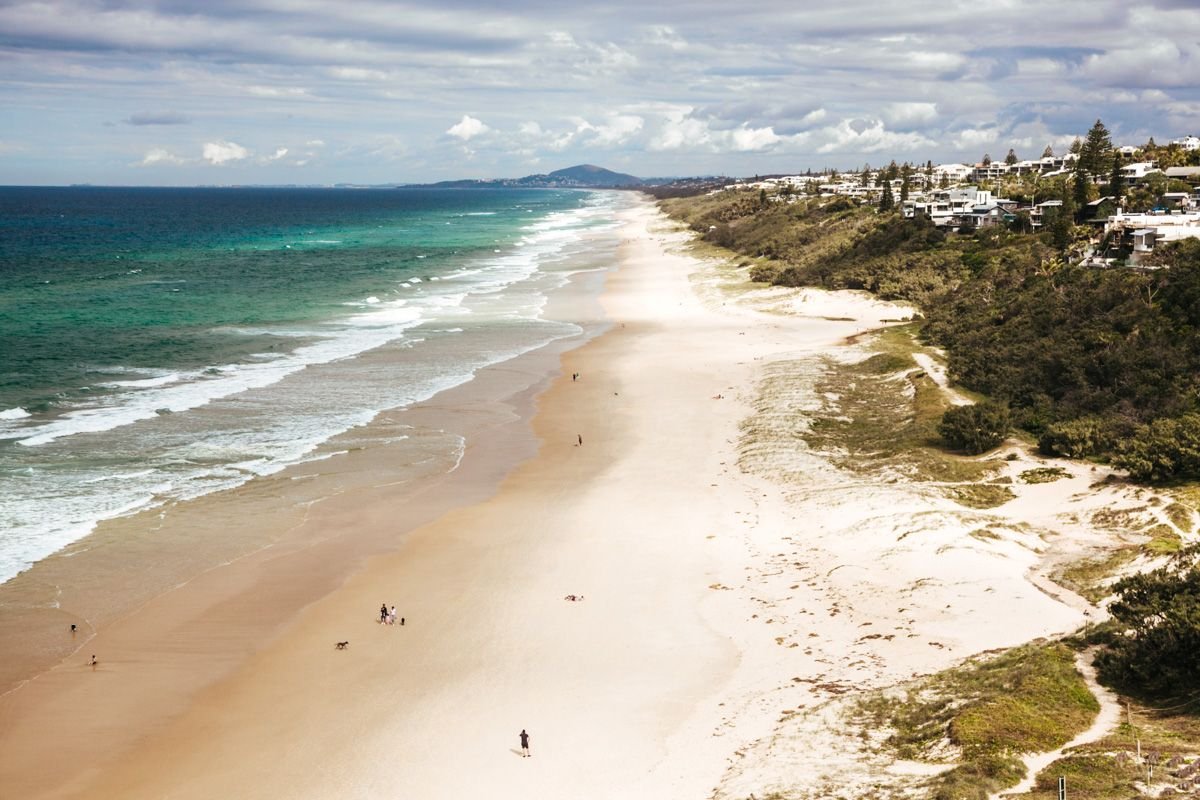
xmin=563 ymin=594 xmax=585 ymax=601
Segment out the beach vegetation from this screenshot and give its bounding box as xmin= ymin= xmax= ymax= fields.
xmin=1019 ymin=467 xmax=1070 ymax=484
xmin=660 ymin=188 xmax=1200 ymax=484
xmin=937 ymin=403 xmax=1010 ymax=455
xmin=856 ymin=642 xmax=1098 ymax=799
xmin=798 ymin=329 xmax=997 ymax=484
xmin=1094 ymin=558 xmax=1200 ymax=699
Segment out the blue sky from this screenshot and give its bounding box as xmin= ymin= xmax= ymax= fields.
xmin=1 ymin=0 xmax=1198 ymax=185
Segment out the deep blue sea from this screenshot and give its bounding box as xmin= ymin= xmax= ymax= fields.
xmin=0 ymin=186 xmax=623 ymax=583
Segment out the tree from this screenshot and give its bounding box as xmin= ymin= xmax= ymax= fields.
xmin=1005 ymin=148 xmax=1018 ymax=165
xmin=938 ymin=402 xmax=1010 ymax=454
xmin=939 ymin=172 xmax=950 ymax=188
xmin=1114 ymin=413 xmax=1200 ymax=481
xmin=1080 ymin=118 xmax=1114 ymax=178
xmin=1069 ymin=137 xmax=1083 ymax=154
xmin=1042 ymin=144 xmax=1054 ymax=158
xmin=1109 ymin=154 xmax=1125 ymax=203
xmin=1146 ymin=136 xmax=1157 ymax=150
xmin=1072 ymin=158 xmax=1091 ymax=217
xmin=1096 ymin=563 xmax=1200 ymax=697
xmin=981 ymin=152 xmax=992 ymax=166
xmin=879 ymin=182 xmax=895 ymax=212
xmin=759 ymin=188 xmax=768 ymax=207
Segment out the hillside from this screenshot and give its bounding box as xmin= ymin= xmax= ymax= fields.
xmin=411 ymin=164 xmax=643 ymax=189
xmin=660 ymin=189 xmax=1200 ymax=481
xmin=546 ymin=164 xmax=642 ymax=187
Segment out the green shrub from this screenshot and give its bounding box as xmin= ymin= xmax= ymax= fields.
xmin=938 ymin=403 xmax=1011 ymax=454
xmin=1114 ymin=413 xmax=1200 ymax=481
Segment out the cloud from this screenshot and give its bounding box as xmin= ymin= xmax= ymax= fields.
xmin=446 ymin=114 xmax=489 ymax=141
xmin=811 ymin=118 xmax=937 ymax=155
xmin=124 ymin=111 xmax=190 ymax=126
xmin=140 ymin=147 xmax=187 ymax=166
xmin=884 ymin=102 xmax=938 ymax=128
xmin=202 ymin=140 xmax=249 ymax=165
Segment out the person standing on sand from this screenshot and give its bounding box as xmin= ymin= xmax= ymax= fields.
xmin=519 ymin=729 xmax=530 ymax=757
xmin=380 ymin=603 xmax=388 ymax=624
xmin=577 ymin=433 xmax=582 ymax=446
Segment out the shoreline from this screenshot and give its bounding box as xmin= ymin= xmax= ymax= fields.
xmin=0 ymin=194 xmax=1170 ymax=799
xmin=0 ymin=202 xmax=618 ymax=795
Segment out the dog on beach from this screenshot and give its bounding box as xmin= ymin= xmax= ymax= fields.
xmin=335 ymin=641 xmax=349 ymax=650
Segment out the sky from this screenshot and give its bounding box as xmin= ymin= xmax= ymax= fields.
xmin=1 ymin=0 xmax=1199 ymax=186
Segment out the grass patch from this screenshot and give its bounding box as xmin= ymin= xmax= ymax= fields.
xmin=855 ymin=642 xmax=1098 ymax=800
xmin=1163 ymin=501 xmax=1195 ymax=535
xmin=946 ymin=484 xmax=1017 ymax=509
xmin=1144 ymin=523 xmax=1183 ymax=555
xmin=969 ymin=528 xmax=1002 ymax=542
xmin=1054 ymin=549 xmax=1139 ymax=604
xmin=1017 ymin=693 xmax=1200 ymax=800
xmin=801 ymin=327 xmax=998 ymax=484
xmin=1019 ymin=467 xmax=1070 ymax=484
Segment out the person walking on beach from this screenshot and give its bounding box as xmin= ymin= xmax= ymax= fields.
xmin=519 ymin=729 xmax=530 ymax=757
xmin=388 ymin=605 xmax=397 ymax=625
xmin=380 ymin=603 xmax=388 ymax=624
xmin=577 ymin=433 xmax=582 ymax=446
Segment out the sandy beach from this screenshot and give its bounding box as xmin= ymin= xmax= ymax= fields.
xmin=0 ymin=195 xmax=1180 ymax=799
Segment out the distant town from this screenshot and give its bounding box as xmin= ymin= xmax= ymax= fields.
xmin=718 ymin=129 xmax=1200 ymax=267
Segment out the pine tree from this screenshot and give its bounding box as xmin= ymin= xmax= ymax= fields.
xmin=1069 ymin=137 xmax=1083 ymax=154
xmin=1042 ymin=144 xmax=1054 ymax=158
xmin=1072 ymin=158 xmax=1090 ymax=217
xmin=982 ymin=153 xmax=992 ymax=166
xmin=1109 ymin=154 xmax=1125 ymax=203
xmin=1081 ymin=118 xmax=1114 ymax=177
xmin=1005 ymin=148 xmax=1018 ymax=165
xmin=880 ymin=182 xmax=895 ymax=211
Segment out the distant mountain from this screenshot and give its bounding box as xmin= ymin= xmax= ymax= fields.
xmin=408 ymin=164 xmax=644 ymax=190
xmin=546 ymin=164 xmax=643 ymax=187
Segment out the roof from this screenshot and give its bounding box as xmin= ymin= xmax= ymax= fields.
xmin=1165 ymin=167 xmax=1200 ymax=177
xmin=1132 ymin=228 xmax=1157 ymax=236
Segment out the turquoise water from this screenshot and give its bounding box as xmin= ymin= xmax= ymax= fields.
xmin=0 ymin=186 xmax=624 ymax=582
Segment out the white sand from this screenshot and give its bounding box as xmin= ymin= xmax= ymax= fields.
xmin=2 ymin=197 xmax=1183 ymax=800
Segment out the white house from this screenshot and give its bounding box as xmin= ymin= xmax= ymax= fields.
xmin=932 ymin=163 xmax=974 ymax=183
xmin=1120 ymin=161 xmax=1163 ymax=184
xmin=1170 ymin=135 xmax=1200 ymax=151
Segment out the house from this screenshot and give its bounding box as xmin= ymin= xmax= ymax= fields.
xmin=1120 ymin=161 xmax=1162 ymax=185
xmin=1116 ymin=145 xmax=1140 ymax=157
xmin=1030 ymin=200 xmax=1063 ymax=228
xmin=1165 ymin=167 xmax=1200 ymax=184
xmin=1131 ymin=229 xmax=1159 ymax=263
xmin=1105 ymin=211 xmax=1200 ymax=264
xmin=932 ymin=163 xmax=974 ymax=183
xmin=1170 ymin=135 xmax=1200 ymax=151
xmin=1161 ymin=193 xmax=1198 ymax=212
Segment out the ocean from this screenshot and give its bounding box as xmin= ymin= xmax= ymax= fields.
xmin=0 ymin=186 xmax=625 ymax=584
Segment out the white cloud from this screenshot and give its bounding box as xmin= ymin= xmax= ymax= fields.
xmin=267 ymin=147 xmax=288 ymax=160
xmin=329 ymin=66 xmax=389 ymax=81
xmin=812 ymin=119 xmax=936 ymax=154
xmin=730 ymin=125 xmax=780 ymax=151
xmin=446 ymin=114 xmax=489 ymax=141
xmin=884 ymin=102 xmax=938 ymax=127
xmin=798 ymin=108 xmax=828 ymax=127
xmin=953 ymin=128 xmax=998 ymax=150
xmin=203 ymin=140 xmax=249 ymax=165
xmin=140 ymin=147 xmax=186 ymax=166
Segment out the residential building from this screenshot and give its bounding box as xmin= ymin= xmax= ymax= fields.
xmin=1170 ymin=135 xmax=1200 ymax=151
xmin=1119 ymin=161 xmax=1162 ymax=185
